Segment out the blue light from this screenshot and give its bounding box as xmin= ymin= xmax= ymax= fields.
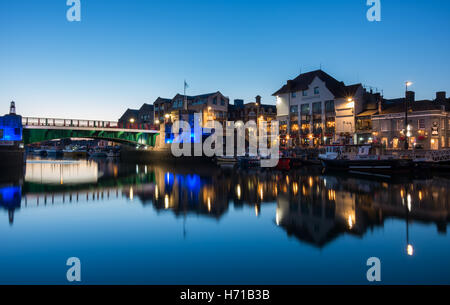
xmin=0 ymin=115 xmax=23 ymax=142
xmin=0 ymin=186 xmax=22 ymax=209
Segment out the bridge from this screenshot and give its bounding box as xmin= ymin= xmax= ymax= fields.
xmin=21 ymin=117 xmax=159 ymax=146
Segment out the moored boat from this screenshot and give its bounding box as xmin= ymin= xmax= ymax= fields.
xmin=320 ymin=145 xmax=413 ymax=175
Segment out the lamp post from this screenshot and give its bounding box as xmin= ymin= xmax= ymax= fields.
xmin=404 ymin=82 xmax=413 ymax=150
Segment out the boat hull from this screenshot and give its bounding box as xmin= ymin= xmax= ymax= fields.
xmin=321 ymin=158 xmax=413 ymax=174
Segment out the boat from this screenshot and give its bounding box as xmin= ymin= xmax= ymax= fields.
xmin=275 ymin=158 xmax=291 ymax=171
xmin=63 ymin=149 xmax=88 ymax=158
xmin=319 ymin=145 xmax=413 ymax=175
xmin=46 ymin=149 xmax=64 ymax=157
xmin=89 ymin=150 xmax=108 ymax=158
xmin=413 ymin=149 xmax=450 ymax=171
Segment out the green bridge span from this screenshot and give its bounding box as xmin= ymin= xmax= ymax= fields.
xmin=22 ymin=117 xmax=159 ymax=146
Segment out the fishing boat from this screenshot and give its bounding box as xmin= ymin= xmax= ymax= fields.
xmin=319 ymin=145 xmax=413 ymax=175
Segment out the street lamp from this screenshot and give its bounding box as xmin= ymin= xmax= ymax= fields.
xmin=129 ymin=118 xmax=135 ymax=124
xmin=404 ymin=81 xmax=413 ymax=150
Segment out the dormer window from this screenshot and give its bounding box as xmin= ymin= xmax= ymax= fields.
xmin=303 ymin=91 xmax=307 ymax=96
xmin=292 ymin=92 xmax=296 ymax=98
xmin=314 ymin=87 xmax=320 ymax=95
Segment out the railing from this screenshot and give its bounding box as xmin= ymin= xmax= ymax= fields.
xmin=22 ymin=117 xmax=158 ymax=131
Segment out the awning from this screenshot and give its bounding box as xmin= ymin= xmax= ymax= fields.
xmin=356 ymin=110 xmax=378 ymax=117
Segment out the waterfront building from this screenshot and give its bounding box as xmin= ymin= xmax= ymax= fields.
xmin=118 ymin=103 xmax=155 ymax=127
xmin=228 ymin=96 xmax=276 ymax=123
xmin=227 ymin=96 xmax=277 ymax=148
xmin=372 ymin=91 xmax=450 ymax=150
xmin=273 ymin=70 xmax=380 ymax=147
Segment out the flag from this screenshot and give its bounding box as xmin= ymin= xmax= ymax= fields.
xmin=184 ymin=80 xmax=189 ymax=90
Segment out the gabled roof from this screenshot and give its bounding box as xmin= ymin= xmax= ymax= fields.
xmin=272 ymin=70 xmax=360 ymax=99
xmin=139 ymin=103 xmax=154 ymax=111
xmin=154 ymin=97 xmax=172 ymax=104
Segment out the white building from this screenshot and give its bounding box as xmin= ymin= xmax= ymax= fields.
xmin=274 ymin=70 xmax=374 ymax=147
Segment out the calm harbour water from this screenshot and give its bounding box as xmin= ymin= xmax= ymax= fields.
xmin=0 ymin=158 xmax=449 ymax=284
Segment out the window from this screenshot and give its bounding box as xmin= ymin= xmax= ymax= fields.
xmin=301 ymin=104 xmax=310 ymax=114
xmin=213 ymin=98 xmax=217 ymax=105
xmin=325 ymin=100 xmax=335 ymax=113
xmin=393 ymin=138 xmax=399 ymax=149
xmin=290 ymin=106 xmax=298 ymax=114
xmin=302 ymin=90 xmax=307 ymax=97
xmin=442 ymin=136 xmax=446 ymax=148
xmin=418 ymin=119 xmax=425 ymax=129
xmin=396 ymin=119 xmax=404 ymax=131
xmin=381 ymin=120 xmax=389 ymax=132
xmin=312 ymin=102 xmax=322 ymax=114
xmin=292 ymin=92 xmax=296 ymax=98
xmin=314 ymin=87 xmax=319 ymax=95
xmin=442 ymin=118 xmax=445 ymax=130
xmin=220 ymin=99 xmax=225 ymax=106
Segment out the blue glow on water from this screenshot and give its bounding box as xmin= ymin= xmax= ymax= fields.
xmin=0 ymin=186 xmax=21 ymax=208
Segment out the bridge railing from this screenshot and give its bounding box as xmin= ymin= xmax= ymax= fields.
xmin=22 ymin=117 xmax=159 ymax=131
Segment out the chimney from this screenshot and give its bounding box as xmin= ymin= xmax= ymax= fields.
xmin=406 ymin=91 xmax=415 ymax=103
xmin=436 ymin=91 xmax=446 ymax=102
xmin=255 ymin=95 xmax=261 ymax=105
xmin=287 ymin=80 xmax=293 ymax=91
xmin=377 ymin=95 xmax=383 ymax=114
xmin=9 ymin=101 xmax=16 ymax=115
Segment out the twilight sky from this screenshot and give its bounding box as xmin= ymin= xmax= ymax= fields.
xmin=1 ymin=0 xmax=449 ymax=120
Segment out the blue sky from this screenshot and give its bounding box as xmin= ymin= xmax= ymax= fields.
xmin=1 ymin=0 xmax=449 ymax=120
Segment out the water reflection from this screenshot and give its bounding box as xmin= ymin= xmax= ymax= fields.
xmin=1 ymin=159 xmax=449 ymax=251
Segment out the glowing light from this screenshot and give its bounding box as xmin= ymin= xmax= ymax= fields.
xmin=155 ymin=119 xmax=160 ymax=124
xmin=309 ymin=177 xmax=314 ymax=187
xmin=348 ymin=215 xmax=354 ymax=229
xmin=164 ymin=195 xmax=169 ymax=209
xmin=292 ymin=182 xmax=299 ymax=196
xmin=129 ymin=187 xmax=134 ymax=201
xmin=129 ymin=118 xmax=135 ymax=123
xmin=255 ymin=205 xmax=260 ymax=217
xmin=406 ymin=81 xmax=413 ymax=87
xmin=236 ymin=185 xmax=241 ymax=199
xmin=155 ymin=185 xmax=159 ymax=200
xmin=407 ymin=194 xmax=412 ymax=212
xmin=207 ymin=197 xmax=211 ymax=212
xmin=407 ymin=244 xmax=414 ymax=256
xmin=259 ymin=187 xmax=264 ymax=200
xmin=418 ymin=191 xmax=423 ymax=201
